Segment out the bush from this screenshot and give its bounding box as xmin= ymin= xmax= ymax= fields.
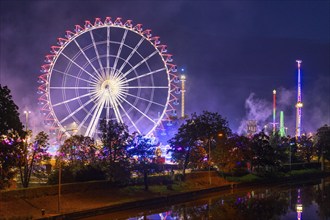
xmin=227 ymin=174 xmax=261 ymax=183
xmin=106 ymin=161 xmax=131 ymax=186
xmin=282 ymin=162 xmax=321 ymax=172
xmin=47 ymin=164 xmax=106 ymax=184
xmin=47 ymin=166 xmax=75 ymax=184
xmin=75 ymin=165 xmax=107 ymax=182
xmin=288 ymin=168 xmax=321 ymax=176
xmin=232 ymin=167 xmax=249 ymax=176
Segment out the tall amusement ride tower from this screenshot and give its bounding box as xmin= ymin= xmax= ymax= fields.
xmin=295 ymin=60 xmax=303 ymax=138
xmin=181 ymin=74 xmax=186 ymax=118
xmin=273 ymin=89 xmax=276 ymax=134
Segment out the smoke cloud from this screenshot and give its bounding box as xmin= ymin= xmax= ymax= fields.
xmin=237 ymin=93 xmax=271 ymax=134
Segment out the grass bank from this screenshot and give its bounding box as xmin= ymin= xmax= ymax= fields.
xmin=226 ymin=168 xmax=326 ymax=183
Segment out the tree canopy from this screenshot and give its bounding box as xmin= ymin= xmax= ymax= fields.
xmin=127 ymin=134 xmax=158 ymax=190
xmin=19 ymin=131 xmax=51 ymax=188
xmin=315 ymin=124 xmax=330 ymax=162
xmin=0 ymin=85 xmax=24 ymax=136
xmin=0 ymin=130 xmax=22 ymax=189
xmin=99 ymin=118 xmax=130 ymax=164
xmin=168 ymin=111 xmax=232 ymax=179
xmin=60 ymin=135 xmax=97 ymax=167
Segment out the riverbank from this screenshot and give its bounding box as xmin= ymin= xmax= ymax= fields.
xmin=1 ymin=171 xmax=228 ymax=219
xmin=1 ymin=170 xmax=329 ymax=220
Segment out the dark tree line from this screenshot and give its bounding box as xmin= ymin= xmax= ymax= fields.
xmin=168 ymin=111 xmax=330 ymax=176
xmin=1 ymin=84 xmax=330 ymax=189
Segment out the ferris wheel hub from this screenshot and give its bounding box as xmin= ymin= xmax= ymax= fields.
xmin=101 ymin=79 xmax=120 ymax=96
xmin=93 ymin=71 xmax=128 ymax=106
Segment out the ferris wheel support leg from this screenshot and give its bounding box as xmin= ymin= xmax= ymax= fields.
xmin=85 ymin=99 xmax=105 ymax=137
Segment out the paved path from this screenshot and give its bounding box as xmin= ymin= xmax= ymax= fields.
xmin=1 ymin=177 xmax=230 ymax=219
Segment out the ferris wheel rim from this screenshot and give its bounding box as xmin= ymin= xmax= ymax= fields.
xmin=38 ymin=17 xmax=179 ymax=137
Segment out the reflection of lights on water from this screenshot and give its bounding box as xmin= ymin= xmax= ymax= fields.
xmin=158 ymin=211 xmax=172 ymax=219
xmin=296 ymin=188 xmax=303 ymax=220
xmin=296 ymin=203 xmax=303 ymax=220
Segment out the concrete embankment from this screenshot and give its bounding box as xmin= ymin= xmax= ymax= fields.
xmin=2 ymin=170 xmax=329 ymax=220
xmin=37 ymin=171 xmax=330 ymax=220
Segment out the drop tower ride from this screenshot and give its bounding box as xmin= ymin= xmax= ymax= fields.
xmin=295 ymin=60 xmax=303 ymax=138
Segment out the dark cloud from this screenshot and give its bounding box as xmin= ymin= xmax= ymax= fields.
xmin=0 ymin=0 xmax=329 ymax=136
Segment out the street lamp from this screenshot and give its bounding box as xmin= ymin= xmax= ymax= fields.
xmin=208 ymin=138 xmax=211 ymax=185
xmin=58 ymin=128 xmax=76 ymax=213
xmin=289 ymin=141 xmax=294 ymax=171
xmin=23 ymin=110 xmax=31 ymax=132
xmin=208 ymin=133 xmax=224 ymax=185
xmin=23 ymin=110 xmax=31 ymax=185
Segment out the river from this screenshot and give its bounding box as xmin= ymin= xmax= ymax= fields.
xmin=83 ymin=177 xmax=330 ymax=220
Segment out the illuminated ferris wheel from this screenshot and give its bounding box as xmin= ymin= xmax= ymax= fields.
xmin=37 ymin=17 xmax=180 ymax=137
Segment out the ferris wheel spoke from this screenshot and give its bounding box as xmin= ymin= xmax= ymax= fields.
xmin=106 ymin=27 xmax=110 ymax=70
xmin=116 ymin=101 xmax=141 ymax=134
xmin=90 ymin=102 xmax=105 ymax=137
xmin=116 ymin=91 xmax=129 ymax=101
xmin=121 ymin=50 xmax=158 ymax=78
xmin=53 ymin=91 xmax=97 ymax=107
xmin=123 ymin=67 xmax=166 ymax=83
xmin=50 ymin=86 xmax=94 ymax=90
xmin=122 ymin=86 xmax=168 ymax=89
xmin=74 ymin=39 xmax=103 ymax=80
xmin=124 ymin=92 xmax=165 ymax=107
xmin=90 ymin=30 xmax=105 ymax=76
xmin=53 ymin=69 xmax=97 ymax=85
xmin=105 ymin=99 xmax=110 ymax=122
xmin=85 ymin=98 xmax=105 ymax=137
xmin=117 ymin=37 xmax=144 ymax=74
xmin=59 ymin=98 xmax=95 ymax=124
xmin=121 ymin=97 xmax=156 ymax=125
xmin=61 ymin=53 xmax=99 ymax=81
xmin=108 ymin=94 xmax=123 ymax=123
xmin=112 ymin=29 xmax=128 ymax=77
xmin=76 ymin=102 xmax=98 ymax=131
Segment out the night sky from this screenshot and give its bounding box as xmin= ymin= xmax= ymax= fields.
xmin=0 ymin=0 xmax=329 ymax=136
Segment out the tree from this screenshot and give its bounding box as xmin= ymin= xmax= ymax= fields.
xmin=127 ymin=134 xmax=157 ymax=190
xmin=99 ymin=119 xmax=131 ymax=183
xmin=19 ymin=131 xmax=51 ymax=188
xmin=269 ymin=132 xmax=287 ymax=168
xmin=250 ymin=132 xmax=278 ymax=174
xmin=315 ymin=124 xmax=330 ymax=170
xmin=189 ymin=144 xmax=208 ymax=169
xmin=168 ymin=111 xmax=232 ymax=180
xmin=284 ymin=136 xmax=302 ymax=164
xmin=213 ymin=134 xmax=252 ymax=173
xmin=99 ymin=118 xmax=130 ymax=162
xmin=0 ymin=85 xmax=24 ymax=136
xmin=60 ymin=135 xmax=97 ymax=167
xmin=0 ymin=130 xmax=22 ymax=189
xmin=52 ymin=135 xmax=107 ymax=183
xmin=297 ymin=134 xmax=315 ymax=163
xmin=248 ymin=132 xmax=287 ymax=174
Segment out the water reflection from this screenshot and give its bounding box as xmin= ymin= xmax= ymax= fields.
xmin=296 ymin=189 xmax=302 ymax=220
xmin=85 ymin=178 xmax=330 ymax=220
